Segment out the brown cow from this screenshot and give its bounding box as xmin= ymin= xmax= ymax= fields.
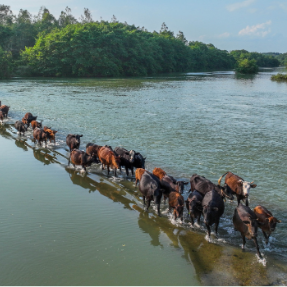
xmin=254 ymin=205 xmax=281 ymax=244
xmin=70 ymin=149 xmax=97 ymax=171
xmin=169 ymin=192 xmax=184 ymax=222
xmin=86 ymin=143 xmax=102 ymax=161
xmin=97 ymin=146 xmax=121 ymax=176
xmin=22 ymin=112 xmax=37 ymax=127
xmin=31 ymin=120 xmax=42 ymax=130
xmin=153 ymin=167 xmax=166 ymax=180
xmin=33 ymin=128 xmax=50 ymax=146
xmin=218 ymin=171 xmax=257 ymax=206
xmin=43 ymin=126 xmax=58 ymax=143
xmin=0 ymin=105 xmax=10 ymax=118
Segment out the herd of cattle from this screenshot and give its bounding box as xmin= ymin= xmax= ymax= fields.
xmin=0 ymin=102 xmax=282 ymax=259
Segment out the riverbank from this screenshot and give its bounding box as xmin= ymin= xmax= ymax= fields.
xmin=0 ymin=124 xmax=286 ymax=285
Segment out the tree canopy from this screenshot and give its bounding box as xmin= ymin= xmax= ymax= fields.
xmin=0 ymin=5 xmax=281 ymax=78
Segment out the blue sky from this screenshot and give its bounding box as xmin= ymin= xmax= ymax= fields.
xmin=7 ymin=0 xmax=287 ymax=52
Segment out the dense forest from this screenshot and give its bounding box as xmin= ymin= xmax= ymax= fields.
xmin=0 ymin=5 xmax=283 ymax=78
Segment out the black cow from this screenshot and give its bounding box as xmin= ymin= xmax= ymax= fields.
xmin=202 ymin=189 xmax=225 ymax=238
xmin=233 ymin=204 xmax=262 ymax=258
xmin=133 ymin=152 xmax=146 ymax=169
xmin=186 ymin=190 xmax=203 ymax=225
xmin=15 ymin=121 xmax=28 ymax=135
xmin=189 ymin=174 xmax=234 ymax=200
xmin=160 ymin=175 xmax=188 ymax=202
xmin=114 ymin=147 xmax=136 ymax=176
xmin=66 ymin=134 xmax=83 ymax=152
xmin=139 ymin=171 xmax=162 ymax=216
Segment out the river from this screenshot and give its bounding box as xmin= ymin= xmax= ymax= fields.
xmin=0 ymin=67 xmax=286 ymax=285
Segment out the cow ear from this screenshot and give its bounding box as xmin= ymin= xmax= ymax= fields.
xmin=80 ymin=135 xmax=83 ymax=137
xmin=243 ymin=220 xmax=250 ymax=225
xmin=143 ymin=157 xmax=146 ymax=160
xmin=53 ymin=130 xmax=58 ymax=134
xmin=184 ymin=181 xmax=189 ymax=185
xmin=238 ymin=180 xmax=243 ymax=184
xmin=250 ymin=184 xmax=257 ymax=188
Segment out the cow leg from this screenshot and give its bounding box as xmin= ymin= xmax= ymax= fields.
xmin=214 ymin=220 xmax=219 ymax=238
xmin=142 ymin=196 xmax=146 ymax=206
xmin=241 ymin=234 xmax=246 ymax=249
xmin=253 ymin=237 xmax=262 ymax=258
xmin=125 ymin=167 xmax=129 ymax=176
xmin=262 ymin=231 xmax=269 ymax=244
xmin=205 ymin=223 xmax=211 ymax=238
xmin=135 ymin=179 xmax=138 ymax=186
xmin=155 ymin=194 xmax=161 ymax=216
xmin=190 ymin=214 xmax=194 ymax=225
xmin=237 ymin=197 xmax=241 ymax=206
xmin=245 ymin=198 xmax=249 ymax=206
xmin=197 ymin=214 xmax=201 ymax=225
xmin=114 ymin=167 xmax=117 ymax=177
xmin=131 ymin=167 xmax=134 ymax=176
xmin=107 ymin=166 xmax=110 ymax=175
xmin=145 ymin=199 xmax=151 ymax=212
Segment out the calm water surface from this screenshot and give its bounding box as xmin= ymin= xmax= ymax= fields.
xmin=0 ymin=67 xmax=287 ymax=285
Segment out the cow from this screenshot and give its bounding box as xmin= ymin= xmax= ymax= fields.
xmin=97 ymin=146 xmax=121 ymax=176
xmin=218 ymin=172 xmax=257 ymax=206
xmin=0 ymin=111 xmax=3 ymax=124
xmin=186 ymin=190 xmax=203 ymax=225
xmin=153 ymin=167 xmax=188 ymax=201
xmin=133 ymin=152 xmax=146 ymax=169
xmin=233 ymin=203 xmax=262 ymax=258
xmin=139 ymin=171 xmax=162 ymax=216
xmin=70 ymin=149 xmax=98 ymax=171
xmin=135 ymin=168 xmax=148 ymax=186
xmin=43 ymin=126 xmax=58 ymax=143
xmin=202 ymin=189 xmax=225 ymax=238
xmin=189 ymin=174 xmax=234 ymax=200
xmin=33 ymin=128 xmax=50 ymax=146
xmin=22 ymin=112 xmax=37 ymax=127
xmin=31 ymin=120 xmax=42 ymax=130
xmin=0 ymin=104 xmax=10 ymax=118
xmin=169 ymin=192 xmax=184 ymax=222
xmin=15 ymin=121 xmax=28 ymax=135
xmin=253 ymin=205 xmax=281 ymax=244
xmin=86 ymin=143 xmax=102 ymax=162
xmin=66 ymin=134 xmax=83 ymax=152
xmin=114 ymin=147 xmax=136 ymax=176
xmin=160 ymin=175 xmax=188 ymax=201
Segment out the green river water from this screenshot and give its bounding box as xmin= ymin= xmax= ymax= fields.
xmin=0 ymin=67 xmax=287 ymax=285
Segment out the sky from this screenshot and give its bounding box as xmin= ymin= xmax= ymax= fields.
xmin=6 ymin=0 xmax=287 ymax=53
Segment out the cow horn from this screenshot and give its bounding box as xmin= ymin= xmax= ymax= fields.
xmin=250 ymin=181 xmax=254 ymax=184
xmin=218 ymin=172 xmax=228 ymax=186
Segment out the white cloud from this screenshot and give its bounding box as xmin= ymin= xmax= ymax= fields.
xmin=217 ymin=32 xmax=231 ymax=38
xmin=226 ymin=0 xmax=256 ymax=12
xmin=238 ymin=20 xmax=272 ymax=37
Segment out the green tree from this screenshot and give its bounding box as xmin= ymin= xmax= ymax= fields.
xmin=0 ymin=45 xmax=12 ymax=78
xmin=236 ymin=58 xmax=258 ymax=74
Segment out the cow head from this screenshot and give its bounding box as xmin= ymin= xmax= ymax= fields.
xmin=217 ymin=184 xmax=234 ymax=200
xmin=242 ymin=217 xmax=259 ymax=238
xmin=238 ymin=180 xmax=257 ymax=198
xmin=266 ymin=216 xmax=281 ymax=232
xmin=135 ymin=153 xmax=146 ymax=169
xmin=187 ymin=200 xmax=202 ymax=216
xmin=129 ymin=150 xmax=136 ymax=163
xmin=176 ymin=181 xmax=189 ymax=194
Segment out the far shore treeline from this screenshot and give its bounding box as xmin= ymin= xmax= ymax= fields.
xmin=0 ymin=5 xmax=286 ymax=79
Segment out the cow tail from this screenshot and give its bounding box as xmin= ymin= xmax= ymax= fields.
xmin=218 ymin=172 xmax=228 ymax=186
